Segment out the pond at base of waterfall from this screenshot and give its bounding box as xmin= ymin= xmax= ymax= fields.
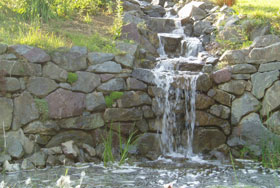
xmin=1 ymin=158 xmax=279 ymax=188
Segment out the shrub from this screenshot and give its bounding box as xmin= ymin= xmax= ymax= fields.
xmin=105 ymin=91 xmax=124 ymax=107
xmin=215 ymin=0 xmax=236 ymax=7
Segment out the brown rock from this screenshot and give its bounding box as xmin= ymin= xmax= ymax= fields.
xmin=196 ymin=111 xmax=231 ymax=135
xmin=212 ymin=68 xmax=232 ymax=84
xmin=46 ymin=88 xmax=85 ymax=119
xmin=195 ymin=93 xmax=215 ymax=110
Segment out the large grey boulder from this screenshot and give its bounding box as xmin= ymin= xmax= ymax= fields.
xmin=13 ymin=92 xmax=39 ymax=130
xmin=132 ymin=68 xmax=156 ymax=85
xmin=104 ymin=108 xmax=143 ymax=122
xmin=251 ymin=70 xmax=279 ymax=99
xmin=27 ymin=77 xmax=58 ymax=97
xmin=72 ymin=71 xmax=101 ymax=93
xmin=231 ymin=92 xmax=261 ymax=125
xmin=0 ymin=60 xmax=42 ymax=76
xmin=43 ymin=62 xmax=68 ymax=82
xmin=46 ymin=88 xmax=85 ymax=119
xmin=193 ymin=20 xmax=214 ymax=36
xmin=117 ymin=91 xmax=152 ymax=108
xmin=219 ymin=49 xmax=249 ymax=65
xmin=147 ymin=17 xmax=176 ymax=33
xmin=88 ymin=52 xmax=115 ymax=65
xmin=126 ymin=77 xmax=147 ymax=90
xmin=261 ymin=81 xmax=280 ymax=116
xmin=196 ymin=111 xmax=231 ymax=135
xmin=115 ymin=42 xmax=138 ymax=68
xmin=142 ymin=4 xmax=165 ymax=17
xmin=210 ymin=104 xmax=230 ymax=119
xmin=59 ymin=113 xmax=104 ymax=130
xmin=193 ymin=128 xmax=226 ymax=154
xmin=228 ymin=113 xmax=280 ymax=156
xmin=218 ymin=80 xmax=247 ymax=95
xmin=136 ymin=133 xmax=161 ymax=160
xmin=210 ymin=89 xmax=233 ymax=107
xmin=87 ymin=61 xmax=122 ymax=73
xmin=231 ymin=64 xmax=257 ymax=74
xmin=10 ymin=45 xmax=50 ymax=63
xmin=249 ymin=42 xmax=280 ymax=63
xmin=23 ymin=121 xmax=59 ymax=135
xmin=259 ymin=62 xmax=280 ymax=72
xmin=97 ymin=78 xmax=126 ymax=92
xmin=51 ymin=48 xmax=87 ymax=71
xmin=178 ymin=2 xmax=207 ymax=21
xmin=5 ymin=78 xmax=21 ymax=92
xmin=7 ymin=139 xmax=24 ymax=159
xmin=86 ymin=92 xmax=106 ymax=111
xmin=6 ymin=129 xmax=35 ymax=155
xmin=0 ymin=98 xmax=13 ymax=132
xmin=251 ymin=34 xmax=280 ymax=48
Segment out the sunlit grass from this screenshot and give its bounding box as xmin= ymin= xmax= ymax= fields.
xmin=232 ymin=0 xmax=280 ymax=35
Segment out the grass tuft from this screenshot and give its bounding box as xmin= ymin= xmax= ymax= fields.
xmin=67 ymin=72 xmax=78 ymax=84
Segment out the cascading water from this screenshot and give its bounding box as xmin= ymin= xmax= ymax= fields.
xmin=152 ymin=14 xmax=204 ymax=157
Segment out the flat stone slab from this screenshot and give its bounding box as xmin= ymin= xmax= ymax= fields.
xmin=97 ymin=78 xmax=126 ymax=92
xmin=104 ymin=108 xmax=143 ymax=122
xmin=251 ymin=70 xmax=279 ymax=99
xmin=0 ymin=97 xmax=13 ymax=132
xmin=259 ymin=62 xmax=280 ymax=72
xmin=27 ymin=77 xmax=58 ymax=97
xmin=87 ymin=61 xmax=122 ymax=73
xmin=10 ymin=45 xmax=50 ymax=63
xmin=231 ymin=92 xmax=260 ymax=125
xmin=72 ymin=71 xmax=101 ymax=93
xmin=249 ymin=42 xmax=280 ymax=63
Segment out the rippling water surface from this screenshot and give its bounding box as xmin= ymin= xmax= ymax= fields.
xmin=1 ymin=157 xmax=279 ymax=188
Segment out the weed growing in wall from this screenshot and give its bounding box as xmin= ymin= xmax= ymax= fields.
xmin=105 ymin=91 xmax=123 ymax=107
xmin=67 ymin=72 xmax=78 ymax=85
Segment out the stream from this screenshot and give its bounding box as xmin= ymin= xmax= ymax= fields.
xmin=1 ymin=157 xmax=279 ymax=187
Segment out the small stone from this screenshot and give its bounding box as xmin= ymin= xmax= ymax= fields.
xmin=231 ymin=92 xmax=260 ymax=125
xmin=231 ymin=74 xmax=251 ymax=80
xmin=87 ymin=61 xmax=122 ymax=73
xmin=5 ymin=77 xmax=21 ymax=92
xmin=27 ymin=77 xmax=58 ymax=97
xmin=126 ymin=77 xmax=147 ymax=90
xmin=86 ymin=92 xmax=106 ymax=111
xmin=136 ymin=119 xmax=149 ymax=133
xmin=104 ymin=108 xmax=143 ymax=122
xmin=29 ymin=152 xmax=47 ymax=167
xmin=196 ymin=73 xmax=212 ymax=92
xmin=218 ymin=80 xmax=247 ymax=95
xmin=61 ymin=140 xmax=78 ymax=158
xmin=21 ymin=159 xmax=35 ymax=170
xmin=117 ymin=91 xmax=152 ymax=108
xmin=132 ymin=68 xmax=156 ymax=85
xmin=7 ymin=139 xmax=24 ymax=159
xmin=10 ymin=45 xmax=50 ymax=63
xmin=97 ymin=78 xmax=126 ymax=92
xmin=100 ymin=74 xmax=115 ymax=82
xmin=196 ymin=93 xmax=215 ymax=110
xmin=3 ymin=161 xmax=20 ymax=172
xmin=59 ymin=113 xmax=104 ymax=130
xmin=142 ymin=105 xmax=154 ymax=118
xmin=212 ymin=68 xmax=232 ymax=84
xmin=231 ymin=64 xmax=257 ymax=74
xmin=43 ymin=62 xmax=68 ymax=82
xmin=88 ymin=52 xmax=115 ymax=65
xmin=210 ymin=104 xmax=230 ymax=119
xmin=251 ymin=70 xmax=279 ymax=99
xmin=212 ymin=89 xmax=233 ymax=107
xmin=82 ymin=144 xmax=96 ymax=157
xmin=42 ymin=146 xmax=63 ymax=155
xmin=23 ymin=121 xmax=59 ymax=135
xmin=115 ymin=42 xmax=138 ymax=68
xmin=72 ymin=71 xmax=101 ymax=93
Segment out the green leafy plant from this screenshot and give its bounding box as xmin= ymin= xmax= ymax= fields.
xmin=261 ymin=135 xmax=280 ymax=169
xmin=105 ymin=91 xmax=124 ymax=107
xmin=118 ymin=127 xmax=139 ymax=165
xmin=110 ymin=0 xmax=123 ymax=39
xmin=102 ymin=124 xmax=115 ymax=166
xmin=67 ymin=72 xmax=78 ymax=84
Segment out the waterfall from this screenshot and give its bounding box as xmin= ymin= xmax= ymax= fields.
xmin=152 ymin=13 xmax=203 ymax=157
